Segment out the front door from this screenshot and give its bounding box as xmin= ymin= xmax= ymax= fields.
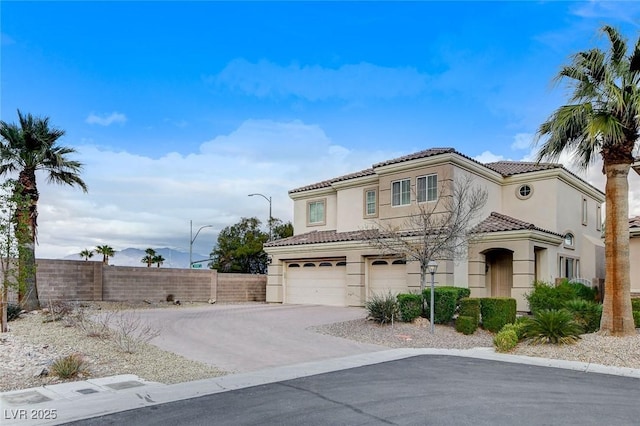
xmin=487 ymin=249 xmax=513 ymax=298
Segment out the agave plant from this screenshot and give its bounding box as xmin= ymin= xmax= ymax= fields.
xmin=522 ymin=309 xmax=583 ymax=345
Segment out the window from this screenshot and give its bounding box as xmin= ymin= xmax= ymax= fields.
xmin=582 ymin=197 xmax=588 ymax=226
xmin=559 ymin=256 xmax=580 ymax=279
xmin=391 ymin=179 xmax=411 ymax=206
xmin=596 ymin=205 xmax=602 ymax=231
xmin=417 ymin=174 xmax=438 ymax=203
xmin=364 ymin=188 xmax=377 ymax=216
xmin=307 ymin=200 xmax=325 ymax=225
xmin=517 ymin=184 xmax=533 ymax=199
xmin=564 ymin=232 xmax=574 ymax=248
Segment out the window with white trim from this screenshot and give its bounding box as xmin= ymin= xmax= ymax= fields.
xmin=564 ymin=232 xmax=575 ymax=249
xmin=364 ymin=188 xmax=377 ymax=216
xmin=307 ymin=200 xmax=325 ymax=225
xmin=596 ymin=205 xmax=602 ymax=231
xmin=582 ymin=197 xmax=588 ymax=226
xmin=391 ymin=179 xmax=411 ymax=206
xmin=417 ymin=174 xmax=438 ymax=203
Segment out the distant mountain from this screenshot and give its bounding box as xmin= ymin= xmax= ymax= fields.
xmin=64 ymin=247 xmax=210 ymax=269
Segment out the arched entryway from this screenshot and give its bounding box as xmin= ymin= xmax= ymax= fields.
xmin=484 ymin=249 xmax=513 ymax=298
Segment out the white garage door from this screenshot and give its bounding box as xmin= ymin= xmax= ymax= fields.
xmin=285 ymin=260 xmax=346 ymax=306
xmin=368 ymin=259 xmax=408 ymax=298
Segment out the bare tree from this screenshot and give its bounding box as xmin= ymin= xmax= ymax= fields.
xmin=366 ymin=174 xmax=488 ymax=293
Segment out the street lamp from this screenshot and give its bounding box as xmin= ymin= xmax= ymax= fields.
xmin=248 ymin=193 xmax=272 ymax=241
xmin=427 ymin=260 xmax=438 ymax=334
xmin=190 ymin=220 xmax=213 ymax=268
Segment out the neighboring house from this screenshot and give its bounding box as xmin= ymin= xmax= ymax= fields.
xmin=264 ymin=148 xmax=605 ymax=311
xmin=631 ymin=216 xmax=640 ymax=296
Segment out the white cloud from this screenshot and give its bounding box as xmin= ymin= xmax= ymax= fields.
xmin=210 ymin=59 xmax=429 ymax=101
xmin=511 ymin=133 xmax=534 ymax=151
xmin=35 ymin=119 xmax=392 ymax=259
xmin=85 ymin=112 xmax=127 ymax=126
xmin=474 ymin=151 xmax=506 ymax=163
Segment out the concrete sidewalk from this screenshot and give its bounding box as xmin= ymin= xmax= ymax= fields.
xmin=3 ymin=347 xmax=640 ymax=425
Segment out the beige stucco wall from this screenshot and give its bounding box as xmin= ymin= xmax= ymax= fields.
xmin=292 ymin=190 xmax=338 ymax=234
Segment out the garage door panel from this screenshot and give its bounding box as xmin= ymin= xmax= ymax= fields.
xmin=369 ymin=260 xmax=409 ymax=297
xmin=286 ymin=261 xmax=346 ymax=306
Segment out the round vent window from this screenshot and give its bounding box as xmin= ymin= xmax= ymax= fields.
xmin=517 ymin=184 xmax=533 ymax=199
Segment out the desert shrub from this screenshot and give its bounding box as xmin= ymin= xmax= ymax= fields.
xmin=632 ymin=299 xmax=640 ymax=312
xmin=564 ymin=281 xmax=597 ymax=302
xmin=7 ymin=303 xmax=21 ymax=321
xmin=493 ymin=329 xmax=518 ymax=352
xmin=563 ymin=299 xmax=602 ymax=333
xmin=166 ymin=294 xmax=175 ymax=302
xmin=499 ymin=320 xmax=528 ymax=341
xmin=526 ymin=280 xmax=597 ymax=314
xmin=397 ymin=293 xmax=422 ymax=322
xmin=50 ymin=353 xmax=87 ymax=379
xmin=522 ymin=309 xmax=583 ymax=345
xmin=480 ymin=298 xmax=516 ymax=332
xmin=455 ymin=315 xmax=478 ymax=335
xmin=43 ymin=300 xmax=76 ymax=324
xmin=366 ymin=291 xmax=399 ymax=325
xmin=110 ymin=310 xmax=161 ymax=354
xmin=633 ymin=311 xmax=640 ymax=328
xmin=423 ymin=287 xmax=458 ymax=324
xmin=73 ymin=309 xmax=114 ymax=339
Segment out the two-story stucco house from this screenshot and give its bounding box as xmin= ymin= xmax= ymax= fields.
xmin=264 ymin=148 xmax=605 ymax=311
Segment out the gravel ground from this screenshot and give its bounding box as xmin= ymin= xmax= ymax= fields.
xmin=3 ymin=304 xmax=640 ymax=393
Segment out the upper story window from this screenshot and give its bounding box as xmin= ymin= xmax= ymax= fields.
xmin=516 ymin=184 xmax=533 ymax=200
xmin=582 ymin=197 xmax=588 ymax=226
xmin=364 ymin=188 xmax=377 ymax=217
xmin=307 ymin=199 xmax=326 ymax=226
xmin=564 ymin=232 xmax=575 ymax=248
xmin=596 ymin=205 xmax=602 ymax=231
xmin=391 ymin=179 xmax=411 ymax=207
xmin=417 ymin=174 xmax=438 ymax=203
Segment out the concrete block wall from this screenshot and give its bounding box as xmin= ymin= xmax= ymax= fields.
xmin=28 ymin=259 xmax=265 ymax=303
xmin=216 ymin=273 xmax=266 ymax=302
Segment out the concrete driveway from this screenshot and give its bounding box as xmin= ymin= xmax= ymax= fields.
xmin=136 ymin=303 xmax=386 ymax=373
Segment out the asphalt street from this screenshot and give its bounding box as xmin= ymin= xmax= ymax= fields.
xmin=66 ymin=354 xmax=640 ymax=426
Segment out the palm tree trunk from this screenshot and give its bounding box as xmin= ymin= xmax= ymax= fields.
xmin=600 ymin=162 xmax=635 ymax=335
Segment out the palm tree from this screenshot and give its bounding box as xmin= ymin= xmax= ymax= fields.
xmin=536 ymin=25 xmax=640 ymax=336
xmin=79 ymin=249 xmax=94 ymax=261
xmin=153 ymin=254 xmax=165 ymax=268
xmin=153 ymin=254 xmax=166 ymax=268
xmin=142 ymin=248 xmax=156 ymax=267
xmin=95 ymin=245 xmax=115 ymax=265
xmin=0 ymin=110 xmax=88 ymax=311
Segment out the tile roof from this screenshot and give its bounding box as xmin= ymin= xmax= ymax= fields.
xmin=470 ymin=212 xmax=563 ymax=237
xmin=484 ymin=161 xmax=562 ymax=176
xmin=289 ymin=168 xmax=375 ymax=194
xmin=264 ymin=230 xmax=371 ymax=247
xmin=631 ymin=216 xmax=640 ymax=229
xmin=372 ymin=147 xmax=457 ymax=168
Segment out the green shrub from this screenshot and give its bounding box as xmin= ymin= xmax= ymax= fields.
xmin=564 ymin=281 xmax=597 ymax=302
xmin=499 ymin=320 xmax=528 ymax=341
xmin=397 ymin=293 xmax=423 ymax=322
xmin=563 ymin=299 xmax=602 ymax=333
xmin=455 ymin=315 xmax=478 ymax=335
xmin=632 ymin=299 xmax=640 ymax=312
xmin=526 ymin=280 xmax=597 ymax=314
xmin=522 ymin=309 xmax=583 ymax=345
xmin=493 ymin=329 xmax=518 ymax=352
xmin=459 ymin=297 xmax=480 ymax=324
xmin=50 ymin=353 xmax=87 ymax=379
xmin=423 ymin=287 xmax=458 ymax=324
xmin=7 ymin=303 xmax=21 ymax=321
xmin=366 ymin=291 xmax=399 ymax=324
xmin=480 ymin=298 xmax=516 ymax=332
xmin=633 ymin=311 xmax=640 ymax=328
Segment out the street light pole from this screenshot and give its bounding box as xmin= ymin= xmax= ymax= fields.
xmin=428 ymin=260 xmax=438 ymax=334
xmin=189 ymin=220 xmax=214 ymax=268
xmin=248 ymin=193 xmax=272 ymax=241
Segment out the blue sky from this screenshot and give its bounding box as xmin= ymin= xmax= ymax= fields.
xmin=2 ymin=1 xmax=640 ymax=262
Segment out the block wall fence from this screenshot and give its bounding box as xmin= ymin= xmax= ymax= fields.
xmin=27 ymin=259 xmax=266 ymax=303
